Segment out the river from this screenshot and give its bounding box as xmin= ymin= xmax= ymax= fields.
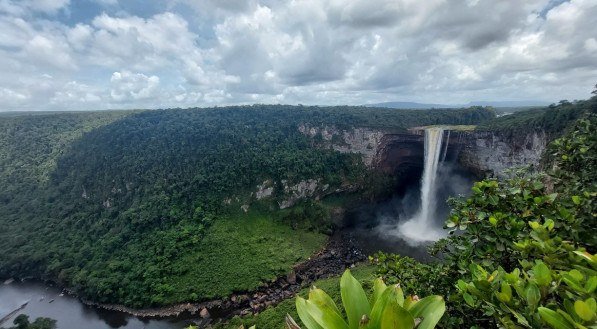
xmin=0 ymin=281 xmax=191 ymax=329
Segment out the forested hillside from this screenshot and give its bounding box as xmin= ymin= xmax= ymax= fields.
xmin=0 ymin=105 xmax=492 ymax=307
xmin=477 ymin=99 xmax=594 ymax=137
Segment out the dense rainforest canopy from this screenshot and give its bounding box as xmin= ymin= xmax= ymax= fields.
xmin=0 ymin=105 xmax=493 ymax=307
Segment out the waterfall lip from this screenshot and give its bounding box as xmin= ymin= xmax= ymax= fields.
xmin=407 ymin=124 xmax=476 ymax=132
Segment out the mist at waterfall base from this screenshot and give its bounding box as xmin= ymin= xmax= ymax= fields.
xmin=343 ymin=129 xmax=475 ymax=261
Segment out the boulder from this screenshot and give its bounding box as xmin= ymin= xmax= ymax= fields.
xmin=199 ymin=308 xmax=210 ymax=319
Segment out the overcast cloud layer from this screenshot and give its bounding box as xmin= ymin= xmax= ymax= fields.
xmin=0 ymin=0 xmax=596 ymax=110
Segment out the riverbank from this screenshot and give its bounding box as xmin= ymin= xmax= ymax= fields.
xmin=0 ymin=301 xmax=28 ymax=326
xmin=7 ymin=232 xmax=365 ymax=325
xmin=85 ymin=232 xmax=365 ymax=321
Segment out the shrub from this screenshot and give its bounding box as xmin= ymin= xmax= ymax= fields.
xmin=287 ymin=269 xmax=445 ymax=329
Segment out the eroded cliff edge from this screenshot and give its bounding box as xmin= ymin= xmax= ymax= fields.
xmin=458 ymin=130 xmax=548 ymax=177
xmin=299 ymin=123 xmax=549 ymax=179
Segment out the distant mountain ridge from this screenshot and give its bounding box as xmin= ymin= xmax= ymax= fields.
xmin=365 ymin=100 xmax=551 ymax=109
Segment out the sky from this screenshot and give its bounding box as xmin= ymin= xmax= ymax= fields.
xmin=0 ymin=0 xmax=596 ymax=111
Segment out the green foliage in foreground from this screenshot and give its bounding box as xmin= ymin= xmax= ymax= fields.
xmin=457 ymin=251 xmax=596 ymax=329
xmin=448 ymin=114 xmax=596 ymax=329
xmin=1 ymin=314 xmax=56 ymax=329
xmin=288 ymin=269 xmax=445 ymax=329
xmin=374 ymin=109 xmax=596 ymax=328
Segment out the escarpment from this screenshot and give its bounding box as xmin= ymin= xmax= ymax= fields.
xmin=299 ymin=124 xmax=550 ymax=180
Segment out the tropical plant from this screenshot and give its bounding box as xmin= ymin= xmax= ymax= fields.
xmin=286 ymin=269 xmax=445 ymax=329
xmin=456 ymin=248 xmax=596 ymax=328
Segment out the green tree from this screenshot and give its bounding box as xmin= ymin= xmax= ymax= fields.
xmin=2 ymin=315 xmax=56 ymax=329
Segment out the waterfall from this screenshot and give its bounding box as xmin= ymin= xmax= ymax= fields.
xmin=398 ymin=127 xmax=446 ymax=244
xmin=441 ymin=130 xmax=450 ymax=162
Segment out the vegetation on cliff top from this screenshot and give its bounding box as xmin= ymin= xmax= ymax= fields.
xmin=477 ymin=97 xmax=596 ymax=137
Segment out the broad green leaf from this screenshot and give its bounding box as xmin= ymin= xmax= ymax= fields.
xmin=309 ymin=287 xmax=342 ymax=317
xmin=302 ymin=298 xmax=349 ymax=329
xmin=571 ymin=195 xmax=581 ymax=205
xmin=568 ymin=269 xmax=584 ymax=282
xmin=407 ymin=295 xmax=446 ymax=329
xmin=585 ymin=276 xmax=597 ymax=293
xmin=525 ymin=283 xmax=541 ymax=311
xmin=457 ymin=279 xmax=468 ymax=292
xmin=340 ymin=270 xmax=371 ymax=329
xmin=394 ymin=285 xmax=405 ymax=307
xmin=504 ymin=305 xmax=530 ymax=327
xmin=504 ymin=268 xmax=521 ymax=284
xmin=463 ymin=293 xmax=475 ymax=306
xmin=562 ymin=274 xmax=585 ymax=292
xmin=372 ymin=278 xmax=388 ymax=308
xmin=573 ymin=251 xmax=596 ymax=265
xmin=369 ymin=286 xmax=392 ymax=329
xmin=371 ymin=284 xmax=408 ymax=329
xmin=496 ymin=282 xmax=512 ymax=303
xmin=296 ymin=297 xmax=325 ymax=329
xmin=574 ymin=300 xmax=595 ymax=322
xmin=489 ymin=216 xmax=498 ymax=226
xmin=543 ymin=219 xmax=555 ymax=231
xmin=538 ymin=307 xmax=574 ymax=329
xmin=556 ymin=309 xmax=579 ymax=329
xmin=533 ymin=262 xmax=552 ymax=286
xmin=562 ymin=300 xmax=578 ymax=323
xmin=586 ymin=298 xmax=596 ymax=313
xmin=380 ymin=300 xmax=415 ymax=329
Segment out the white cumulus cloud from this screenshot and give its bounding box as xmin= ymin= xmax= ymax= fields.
xmin=110 ymin=71 xmax=160 ymax=102
xmin=0 ymin=0 xmax=595 ymax=110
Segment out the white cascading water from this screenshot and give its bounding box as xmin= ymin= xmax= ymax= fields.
xmin=398 ymin=127 xmax=446 ymax=244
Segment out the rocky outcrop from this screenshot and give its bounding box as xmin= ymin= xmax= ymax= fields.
xmin=255 ymin=180 xmax=274 ymax=200
xmin=298 ymin=124 xmax=385 ymax=167
xmin=299 ymin=122 xmax=549 ymax=179
xmin=278 ymin=179 xmax=329 ymax=209
xmin=459 ymin=131 xmax=548 ymax=177
xmin=298 ymin=123 xmax=430 ymax=178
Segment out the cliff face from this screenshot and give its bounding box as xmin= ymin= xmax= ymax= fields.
xmin=247 ymin=125 xmax=549 ymax=209
xmin=373 ymin=134 xmax=425 ymax=174
xmin=300 ymin=123 xmax=551 ymax=178
xmin=298 ymin=124 xmax=385 ymax=167
xmin=459 ymin=131 xmax=548 ymax=177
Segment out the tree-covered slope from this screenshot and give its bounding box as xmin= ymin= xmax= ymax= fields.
xmin=477 ymin=98 xmax=597 ymax=137
xmin=0 ymin=105 xmax=493 ymax=307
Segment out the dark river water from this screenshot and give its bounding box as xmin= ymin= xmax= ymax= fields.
xmin=0 ymin=282 xmax=191 ymax=329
